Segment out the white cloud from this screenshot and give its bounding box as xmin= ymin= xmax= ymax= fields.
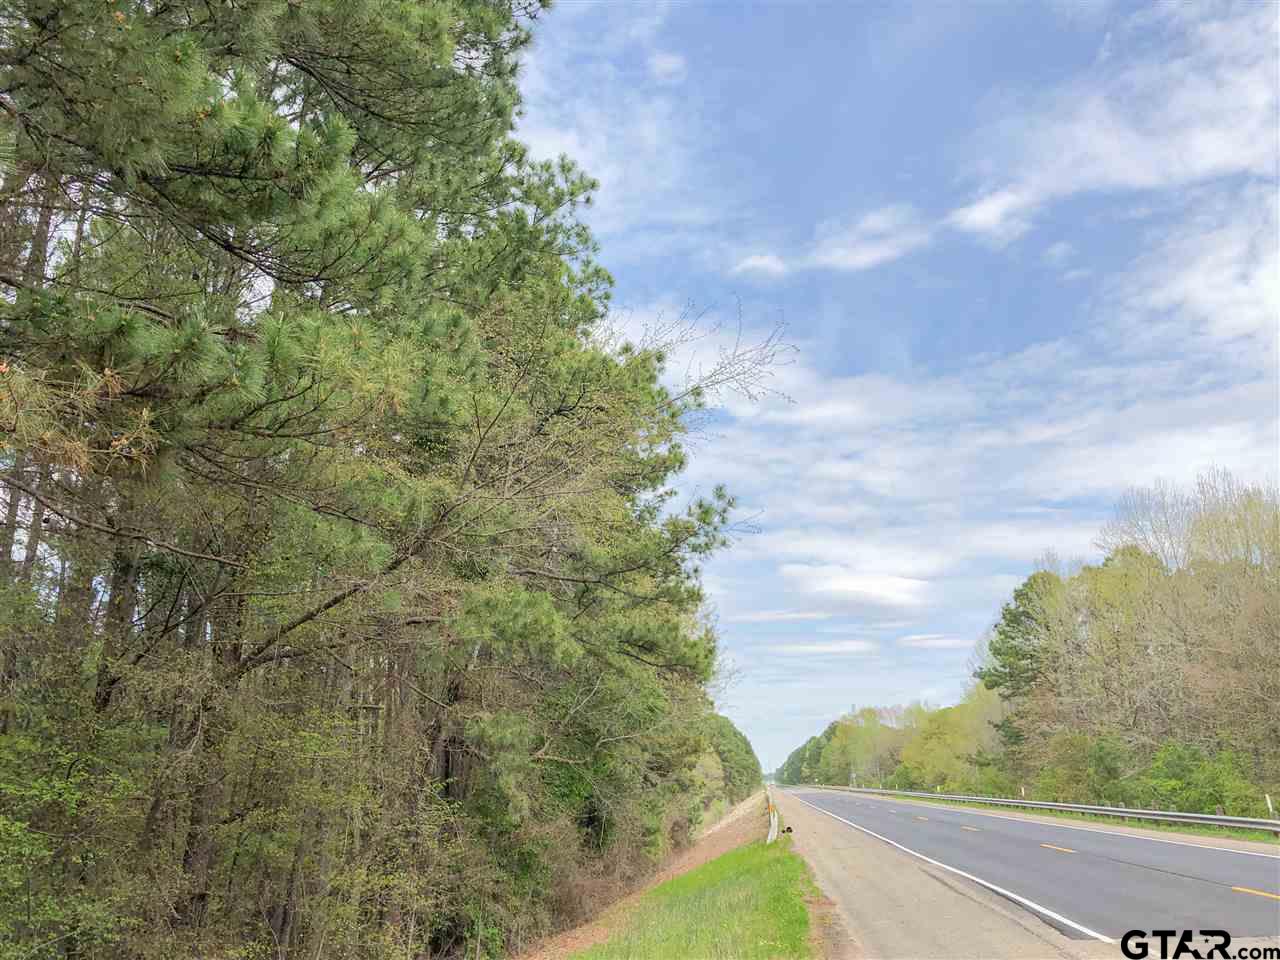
xmin=947 ymin=189 xmax=1033 ymax=243
xmin=1017 ymin=401 xmax=1277 ymax=501
xmin=726 ymin=610 xmax=833 ymax=623
xmin=647 ymin=51 xmax=687 ymax=83
xmin=687 ymin=171 xmax=1279 ymax=519
xmin=810 ymin=205 xmax=934 ymax=270
xmin=745 ymin=530 xmax=952 ymax=578
xmin=779 ymin=565 xmax=932 ymax=609
xmin=769 ymin=639 xmax=879 ymax=656
xmin=1111 ymin=182 xmax=1279 ymax=350
xmin=689 ymin=174 xmax=1278 ymax=643
xmin=949 ymin=2 xmax=1277 ymax=240
xmin=732 ymin=253 xmax=789 ymax=277
xmin=730 ymin=205 xmax=934 ymax=279
xmin=516 ymin=8 xmax=716 ymax=243
xmin=896 ymin=634 xmax=973 ymax=650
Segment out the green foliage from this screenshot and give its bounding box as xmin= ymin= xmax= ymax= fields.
xmin=707 ymin=713 xmax=764 ymax=804
xmin=1128 ymin=743 xmax=1267 ymax=817
xmin=776 ymin=689 xmax=1005 ymax=794
xmin=975 ymin=571 xmax=1062 ymax=704
xmin=0 ymin=1 xmax=770 ymax=957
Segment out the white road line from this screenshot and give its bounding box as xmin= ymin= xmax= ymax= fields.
xmin=790 ymin=793 xmax=1116 ymax=943
xmin=807 ymin=788 xmax=1280 ymax=861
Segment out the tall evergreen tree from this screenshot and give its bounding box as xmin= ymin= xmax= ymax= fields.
xmin=0 ymin=3 xmax=769 ymax=957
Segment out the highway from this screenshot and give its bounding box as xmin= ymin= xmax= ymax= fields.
xmin=783 ymin=787 xmax=1280 ymax=948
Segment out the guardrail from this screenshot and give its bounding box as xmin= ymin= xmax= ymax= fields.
xmin=797 ymin=785 xmax=1280 ymax=834
xmin=766 ymin=788 xmax=779 ymax=843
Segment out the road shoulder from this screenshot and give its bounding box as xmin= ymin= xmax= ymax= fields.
xmin=774 ymin=790 xmax=1122 ymax=960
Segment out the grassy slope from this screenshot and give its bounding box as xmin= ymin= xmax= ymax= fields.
xmin=571 ymin=837 xmax=814 ymax=960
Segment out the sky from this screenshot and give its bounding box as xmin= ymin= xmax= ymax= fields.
xmin=515 ymin=0 xmax=1280 ymax=772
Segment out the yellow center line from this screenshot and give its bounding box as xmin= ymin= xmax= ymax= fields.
xmin=1041 ymin=843 xmax=1076 ymax=854
xmin=961 ymin=826 xmax=981 ymax=832
xmin=914 ymin=815 xmax=929 ymax=821
xmin=1232 ymin=886 xmax=1280 ymax=901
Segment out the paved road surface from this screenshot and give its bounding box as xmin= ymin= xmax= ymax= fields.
xmin=785 ymin=787 xmax=1280 ymax=947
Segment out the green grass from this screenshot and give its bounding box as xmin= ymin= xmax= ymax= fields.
xmin=822 ymin=788 xmax=1280 ymax=845
xmin=571 ymin=837 xmax=814 ymax=960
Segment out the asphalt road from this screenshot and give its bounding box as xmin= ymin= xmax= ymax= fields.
xmin=786 ymin=787 xmax=1280 ymax=943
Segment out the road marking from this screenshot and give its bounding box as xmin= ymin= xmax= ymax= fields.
xmin=915 ymin=815 xmax=929 ymax=821
xmin=1232 ymin=886 xmax=1280 ymax=901
xmin=789 ymin=793 xmax=1115 ymax=943
xmin=807 ymin=788 xmax=1280 ymax=861
xmin=1041 ymin=843 xmax=1076 ymax=854
xmin=962 ymin=826 xmax=981 ymax=832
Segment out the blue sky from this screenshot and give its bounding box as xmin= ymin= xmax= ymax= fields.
xmin=516 ymin=0 xmax=1279 ymax=771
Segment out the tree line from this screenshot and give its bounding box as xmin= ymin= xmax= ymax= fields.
xmin=0 ymin=2 xmax=764 ymax=957
xmin=777 ymin=470 xmax=1279 ymax=819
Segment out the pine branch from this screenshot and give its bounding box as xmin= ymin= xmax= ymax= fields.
xmin=3 ymin=474 xmax=247 ymax=568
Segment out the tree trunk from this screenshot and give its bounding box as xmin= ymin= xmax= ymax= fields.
xmin=0 ymin=454 xmax=26 ymax=578
xmin=178 ymin=703 xmax=226 ymax=930
xmin=17 ymin=463 xmax=46 ymax=583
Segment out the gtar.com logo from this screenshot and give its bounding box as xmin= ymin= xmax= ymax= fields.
xmin=1121 ymin=931 xmax=1228 ymax=960
xmin=1120 ymin=930 xmax=1278 ymax=960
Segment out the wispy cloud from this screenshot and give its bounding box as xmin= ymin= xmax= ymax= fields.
xmin=731 ymin=253 xmax=789 ymax=277
xmin=688 ymin=174 xmax=1277 ymax=633
xmin=769 ymin=639 xmax=880 ymax=656
xmin=948 ymin=2 xmax=1277 ymax=241
xmin=726 ymin=610 xmax=833 ymax=624
xmin=896 ymin=634 xmax=973 ymax=650
xmin=780 ymin=566 xmax=932 ymax=609
xmin=947 ymin=189 xmax=1033 ymax=244
xmin=733 ymin=205 xmax=933 ymax=277
xmin=1110 ymin=182 xmax=1279 ymax=351
xmin=810 ymin=206 xmax=934 ymax=270
xmin=517 ymin=7 xmax=715 ymax=245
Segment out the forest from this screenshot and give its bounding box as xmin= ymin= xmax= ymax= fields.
xmin=776 ymin=470 xmax=1279 ymax=820
xmin=0 ymin=2 xmax=764 ymax=957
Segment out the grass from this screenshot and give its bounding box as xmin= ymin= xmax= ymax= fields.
xmin=570 ymin=836 xmax=815 ymax=960
xmin=818 ymin=787 xmax=1280 ymax=845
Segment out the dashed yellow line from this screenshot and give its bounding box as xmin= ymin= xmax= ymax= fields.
xmin=1041 ymin=843 xmax=1076 ymax=854
xmin=961 ymin=826 xmax=981 ymax=832
xmin=1232 ymin=886 xmax=1280 ymax=901
xmin=914 ymin=815 xmax=929 ymax=821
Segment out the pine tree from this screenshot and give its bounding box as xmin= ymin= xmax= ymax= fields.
xmin=0 ymin=3 xmax=770 ymax=956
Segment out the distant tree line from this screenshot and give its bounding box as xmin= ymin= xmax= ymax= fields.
xmin=0 ymin=2 xmax=764 ymax=957
xmin=776 ymin=470 xmax=1279 ymax=819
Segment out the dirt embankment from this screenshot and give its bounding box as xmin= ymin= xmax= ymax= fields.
xmin=518 ymin=792 xmax=769 ymax=960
